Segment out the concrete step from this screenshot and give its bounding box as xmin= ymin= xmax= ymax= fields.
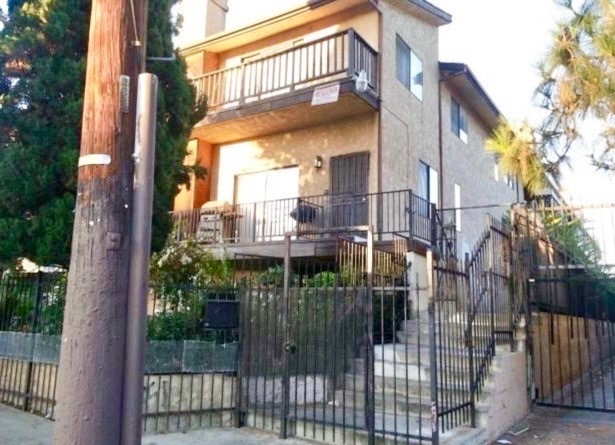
xmin=376 ymin=343 xmax=473 ymax=364
xmin=396 ymin=331 xmax=469 ymax=348
xmin=342 ymin=373 xmax=474 ymax=401
xmin=352 ymin=357 xmax=472 ymax=382
xmin=332 ymin=389 xmax=432 ymax=417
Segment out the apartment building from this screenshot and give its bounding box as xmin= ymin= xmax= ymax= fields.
xmin=172 ymin=0 xmax=519 ymax=258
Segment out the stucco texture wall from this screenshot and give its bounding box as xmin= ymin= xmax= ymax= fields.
xmin=379 ymin=0 xmax=440 ymax=194
xmin=440 ymin=83 xmax=519 ymax=254
xmin=217 ymin=4 xmax=379 ymax=70
xmin=211 ymin=113 xmax=379 ymax=204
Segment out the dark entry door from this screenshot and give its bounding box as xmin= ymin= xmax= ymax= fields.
xmin=330 ymin=152 xmax=369 ymax=228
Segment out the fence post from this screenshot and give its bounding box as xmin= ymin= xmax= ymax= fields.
xmin=426 ymin=250 xmax=439 ymax=445
xmin=464 ymin=253 xmax=476 ymax=428
xmin=364 ymin=227 xmax=375 ymax=445
xmin=487 ymin=231 xmax=496 ymax=356
xmin=347 ymin=28 xmax=356 ymax=78
xmin=408 ymin=190 xmax=415 ymax=250
xmin=280 ymin=234 xmax=291 ymax=439
xmin=239 ymin=64 xmax=246 ymax=106
xmin=430 ymin=204 xmax=438 ymax=252
xmin=24 ymin=271 xmax=44 ymax=412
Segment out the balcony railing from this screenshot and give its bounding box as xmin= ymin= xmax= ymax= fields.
xmin=170 ymin=189 xmax=439 ymax=247
xmin=192 ymin=29 xmax=378 ymax=112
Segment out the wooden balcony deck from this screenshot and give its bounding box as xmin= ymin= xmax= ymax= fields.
xmin=190 ymin=29 xmax=379 ymax=143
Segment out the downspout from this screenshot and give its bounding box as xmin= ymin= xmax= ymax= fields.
xmin=372 ymin=0 xmax=383 ymax=195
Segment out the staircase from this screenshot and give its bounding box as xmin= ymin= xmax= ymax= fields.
xmin=311 ymin=307 xmax=491 ymax=444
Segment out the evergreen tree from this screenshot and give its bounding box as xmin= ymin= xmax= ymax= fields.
xmin=0 ymin=0 xmax=200 ymax=267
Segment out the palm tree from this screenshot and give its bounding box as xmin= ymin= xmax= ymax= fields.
xmin=486 ymin=119 xmax=546 ymax=198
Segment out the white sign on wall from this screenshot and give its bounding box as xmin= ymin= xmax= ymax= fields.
xmin=311 ymin=83 xmax=340 ymax=106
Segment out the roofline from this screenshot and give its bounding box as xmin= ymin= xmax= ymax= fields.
xmin=180 ymin=0 xmax=452 ymax=55
xmin=439 ymin=62 xmax=502 ymax=119
xmin=180 ymin=0 xmax=343 ymax=55
xmin=406 ymin=0 xmax=452 ymax=25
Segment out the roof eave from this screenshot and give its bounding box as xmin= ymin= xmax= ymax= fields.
xmin=440 ymin=62 xmax=502 ymax=128
xmin=406 ymin=0 xmax=452 ymax=26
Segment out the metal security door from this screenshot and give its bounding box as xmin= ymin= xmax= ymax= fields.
xmin=330 ymin=153 xmax=369 ymax=228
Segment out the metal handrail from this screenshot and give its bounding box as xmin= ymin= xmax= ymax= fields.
xmin=170 ymin=189 xmax=432 ymax=245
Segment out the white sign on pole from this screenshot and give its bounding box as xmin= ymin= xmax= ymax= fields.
xmin=311 ymin=83 xmax=340 ymax=106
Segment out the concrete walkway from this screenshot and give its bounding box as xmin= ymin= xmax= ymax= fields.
xmin=0 ymin=405 xmax=312 ymax=445
xmin=495 ymin=406 xmax=615 ymax=445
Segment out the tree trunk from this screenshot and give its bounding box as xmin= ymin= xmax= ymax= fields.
xmin=53 ymin=0 xmax=145 ymax=443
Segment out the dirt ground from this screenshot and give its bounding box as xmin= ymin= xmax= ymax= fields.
xmin=494 ymin=405 xmax=615 ymax=445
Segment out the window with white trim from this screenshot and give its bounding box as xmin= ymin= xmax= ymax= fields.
xmin=396 ymin=35 xmax=423 ymax=100
xmin=418 ymin=161 xmax=439 ymax=208
xmin=451 ymin=97 xmax=468 ymax=144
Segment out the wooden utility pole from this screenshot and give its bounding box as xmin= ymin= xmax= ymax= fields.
xmin=53 ymin=0 xmax=147 ymax=443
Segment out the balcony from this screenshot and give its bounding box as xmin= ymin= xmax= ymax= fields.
xmin=191 ymin=29 xmax=379 ymax=144
xmin=170 ymin=190 xmax=445 ymax=256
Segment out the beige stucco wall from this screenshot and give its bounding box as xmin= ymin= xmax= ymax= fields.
xmin=183 ymin=4 xmax=379 ymax=79
xmin=210 ymin=113 xmax=379 ymax=203
xmin=440 ymin=83 xmax=519 ymax=255
xmin=217 ymin=4 xmax=379 ymax=70
xmin=379 ymin=0 xmax=440 ymax=194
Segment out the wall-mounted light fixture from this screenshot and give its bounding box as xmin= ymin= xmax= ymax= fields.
xmin=314 ymin=155 xmax=323 ymax=170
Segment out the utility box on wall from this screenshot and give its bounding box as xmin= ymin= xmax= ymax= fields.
xmin=205 ymin=300 xmax=239 ymax=330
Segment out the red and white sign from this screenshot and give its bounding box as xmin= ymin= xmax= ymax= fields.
xmin=311 ymin=82 xmax=340 ymax=106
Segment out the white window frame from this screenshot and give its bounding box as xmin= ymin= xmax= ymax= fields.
xmin=396 ymin=35 xmax=423 ymax=101
xmin=451 ymin=97 xmax=468 ymax=144
xmin=418 ymin=161 xmax=439 ymax=208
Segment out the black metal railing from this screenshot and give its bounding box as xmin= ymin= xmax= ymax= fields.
xmin=171 ymin=189 xmax=434 ymax=246
xmin=430 ymin=216 xmax=515 ymax=434
xmin=237 ymin=232 xmax=435 ymax=443
xmin=192 ymin=28 xmax=378 ymax=111
xmin=0 ymin=273 xmax=241 ymax=433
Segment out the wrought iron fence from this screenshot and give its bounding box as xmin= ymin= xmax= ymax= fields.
xmin=514 ymin=202 xmax=615 ymax=413
xmin=0 ymin=272 xmax=241 ymax=433
xmin=429 ymin=216 xmax=516 ymax=434
xmin=234 ymin=232 xmax=439 ymax=444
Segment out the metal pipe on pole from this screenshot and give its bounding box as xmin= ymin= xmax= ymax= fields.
xmin=52 ymin=0 xmax=147 ymax=442
xmin=121 ymin=73 xmax=158 ymax=445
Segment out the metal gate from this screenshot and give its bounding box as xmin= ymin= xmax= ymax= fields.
xmin=237 ymin=230 xmax=437 ymax=444
xmin=514 ymin=202 xmax=615 ymax=412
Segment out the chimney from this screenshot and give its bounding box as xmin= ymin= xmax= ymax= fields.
xmin=176 ymin=0 xmax=228 ymax=49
